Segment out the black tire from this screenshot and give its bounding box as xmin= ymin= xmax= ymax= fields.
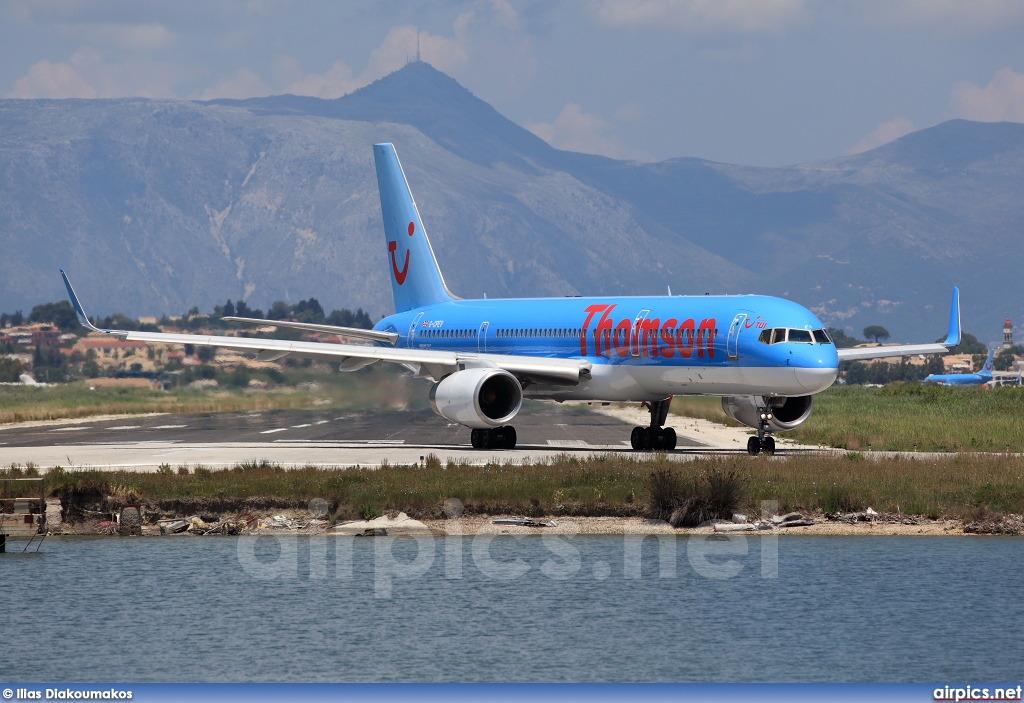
xmin=643 ymin=427 xmax=655 ymax=450
xmin=747 ymin=436 xmax=761 ymax=456
xmin=480 ymin=429 xmax=493 ymax=449
xmin=630 ymin=426 xmax=644 ymax=450
xmin=503 ymin=426 xmax=517 ymax=449
xmin=663 ymin=427 xmax=677 ymax=451
xmin=471 ymin=428 xmax=481 ymax=449
xmin=762 ymin=436 xmax=776 ymax=456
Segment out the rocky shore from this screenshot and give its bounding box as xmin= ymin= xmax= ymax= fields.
xmin=42 ymin=504 xmax=1024 ymax=537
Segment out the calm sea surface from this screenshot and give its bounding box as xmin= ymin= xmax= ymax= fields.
xmin=2 ymin=535 xmax=1021 ymax=682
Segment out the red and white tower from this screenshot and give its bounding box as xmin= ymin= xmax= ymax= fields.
xmin=1004 ymin=317 xmax=1014 ymax=349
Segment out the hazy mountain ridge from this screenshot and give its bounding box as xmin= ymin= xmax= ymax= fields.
xmin=2 ymin=62 xmax=1022 ymax=342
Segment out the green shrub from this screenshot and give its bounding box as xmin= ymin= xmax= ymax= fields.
xmin=822 ymin=486 xmax=862 ymax=514
xmin=360 ymin=503 xmax=382 ymax=521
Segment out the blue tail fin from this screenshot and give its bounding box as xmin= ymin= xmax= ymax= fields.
xmin=979 ymin=348 xmax=995 ymax=378
xmin=373 ymin=143 xmax=454 ymax=313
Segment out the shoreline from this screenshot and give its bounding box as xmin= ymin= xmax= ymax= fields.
xmin=42 ymin=512 xmax=1014 ymax=537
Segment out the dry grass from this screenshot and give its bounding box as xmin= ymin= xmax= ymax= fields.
xmin=20 ymin=452 xmax=1024 ymax=520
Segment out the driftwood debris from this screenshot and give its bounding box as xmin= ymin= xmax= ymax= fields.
xmin=492 ymin=517 xmax=555 ymax=527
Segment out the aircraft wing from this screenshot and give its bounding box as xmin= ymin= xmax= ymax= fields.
xmin=60 ymin=271 xmax=590 ymax=385
xmin=221 ymin=316 xmax=399 ymax=345
xmin=836 ymin=343 xmax=950 ymax=361
xmin=836 ymin=287 xmax=961 ymax=362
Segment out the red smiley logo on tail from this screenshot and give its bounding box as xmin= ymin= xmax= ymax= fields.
xmin=389 ymin=221 xmax=416 ymax=285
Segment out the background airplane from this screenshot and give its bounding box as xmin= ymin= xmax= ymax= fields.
xmin=924 ymin=348 xmax=994 ymax=386
xmin=61 ymin=143 xmax=961 ymax=456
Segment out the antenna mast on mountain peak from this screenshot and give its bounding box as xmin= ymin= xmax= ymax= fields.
xmin=416 ymin=30 xmax=420 ymax=62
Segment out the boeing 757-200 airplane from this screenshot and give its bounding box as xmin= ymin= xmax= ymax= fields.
xmin=61 ymin=143 xmax=962 ymax=455
xmin=924 ymin=348 xmax=994 ymax=386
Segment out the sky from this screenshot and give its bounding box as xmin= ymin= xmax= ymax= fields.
xmin=2 ymin=0 xmax=1023 ymax=166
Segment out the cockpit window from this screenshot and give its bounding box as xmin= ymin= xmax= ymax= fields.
xmin=757 ymin=327 xmax=832 ymax=345
xmin=788 ymin=329 xmax=813 ymax=343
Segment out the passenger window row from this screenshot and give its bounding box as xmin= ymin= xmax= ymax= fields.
xmin=423 ymin=329 xmax=477 ymax=338
xmin=757 ymin=328 xmax=832 ymax=345
xmin=496 ymin=328 xmax=582 ymax=338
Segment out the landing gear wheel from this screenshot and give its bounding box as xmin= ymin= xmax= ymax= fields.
xmin=643 ymin=427 xmax=655 ymax=450
xmin=747 ymin=436 xmax=761 ymax=456
xmin=761 ymin=436 xmax=776 ymax=456
xmin=630 ymin=426 xmax=644 ymax=450
xmin=472 ymin=426 xmax=516 ymax=449
xmin=663 ymin=427 xmax=677 ymax=451
xmin=502 ymin=426 xmax=517 ymax=449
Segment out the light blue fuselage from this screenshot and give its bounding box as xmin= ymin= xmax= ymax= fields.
xmin=374 ymin=294 xmax=839 ymax=401
xmin=923 ymin=374 xmax=988 ymax=386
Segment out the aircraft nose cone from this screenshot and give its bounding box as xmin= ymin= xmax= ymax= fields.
xmin=796 ymin=367 xmax=838 ymax=392
xmin=792 ymin=345 xmax=838 ymax=392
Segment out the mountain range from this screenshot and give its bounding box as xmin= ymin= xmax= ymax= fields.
xmin=1 ymin=61 xmax=1022 ymax=343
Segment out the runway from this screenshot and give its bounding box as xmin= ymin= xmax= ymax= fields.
xmin=0 ymin=405 xmax=717 ymax=471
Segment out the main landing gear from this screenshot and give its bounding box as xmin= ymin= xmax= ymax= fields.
xmin=746 ymin=397 xmax=776 ymax=456
xmin=630 ymin=399 xmax=677 ymax=451
xmin=471 ymin=426 xmax=517 ymax=449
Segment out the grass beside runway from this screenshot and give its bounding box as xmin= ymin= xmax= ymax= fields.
xmin=672 ymin=385 xmax=1024 ymax=453
xmin=788 ymin=384 xmax=1024 ymax=452
xmin=0 ymin=367 xmax=426 ymax=424
xmin=23 ymin=451 xmax=1024 ymax=521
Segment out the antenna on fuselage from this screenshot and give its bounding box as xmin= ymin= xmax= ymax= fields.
xmin=667 ymin=285 xmax=672 ymax=296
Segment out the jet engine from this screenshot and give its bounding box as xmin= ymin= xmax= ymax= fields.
xmin=721 ymin=395 xmax=814 ymax=432
xmin=429 ymin=368 xmax=523 ymax=429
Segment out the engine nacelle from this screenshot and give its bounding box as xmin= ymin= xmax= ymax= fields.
xmin=429 ymin=368 xmax=523 ymax=429
xmin=721 ymin=395 xmax=814 ymax=432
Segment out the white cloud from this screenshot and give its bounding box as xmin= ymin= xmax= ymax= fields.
xmin=196 ymin=68 xmax=271 ymax=101
xmin=262 ymin=25 xmax=469 ymax=101
xmin=863 ymin=0 xmax=1024 ymax=31
xmin=5 ymin=2 xmax=534 ymax=104
xmin=527 ymin=103 xmax=652 ymax=161
xmin=592 ymin=0 xmax=809 ymax=33
xmin=846 ymin=117 xmax=916 ymax=155
xmin=949 ymin=67 xmax=1024 ymax=122
xmin=217 ymin=1 xmax=528 ymax=101
xmin=8 ymin=57 xmax=96 ymax=98
xmin=613 ymin=102 xmax=644 ymax=122
xmin=7 ymin=45 xmax=185 ymax=99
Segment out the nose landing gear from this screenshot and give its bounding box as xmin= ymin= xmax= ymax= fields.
xmin=746 ymin=397 xmax=776 ymax=455
xmin=747 ymin=435 xmax=775 ymax=456
xmin=471 ymin=426 xmax=517 ymax=449
xmin=629 ymin=398 xmax=677 ymax=451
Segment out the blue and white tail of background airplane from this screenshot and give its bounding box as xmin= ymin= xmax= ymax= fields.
xmin=924 ymin=348 xmax=994 ymax=386
xmin=60 ymin=143 xmax=963 ymax=455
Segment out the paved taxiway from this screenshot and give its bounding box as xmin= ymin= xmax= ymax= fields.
xmin=0 ymin=405 xmax=718 ymax=471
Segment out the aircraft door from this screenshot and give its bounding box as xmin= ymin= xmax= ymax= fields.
xmin=408 ymin=312 xmax=424 ymax=348
xmin=726 ymin=314 xmax=746 ymax=360
xmin=631 ymin=309 xmax=650 ymax=358
xmin=478 ymin=321 xmax=489 ymax=352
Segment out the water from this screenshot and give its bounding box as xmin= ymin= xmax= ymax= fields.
xmin=2 ymin=535 xmax=1022 ymax=682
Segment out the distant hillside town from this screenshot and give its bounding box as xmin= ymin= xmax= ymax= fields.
xmin=0 ymin=299 xmax=372 ymax=388
xmin=2 ymin=299 xmax=1021 ymax=388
